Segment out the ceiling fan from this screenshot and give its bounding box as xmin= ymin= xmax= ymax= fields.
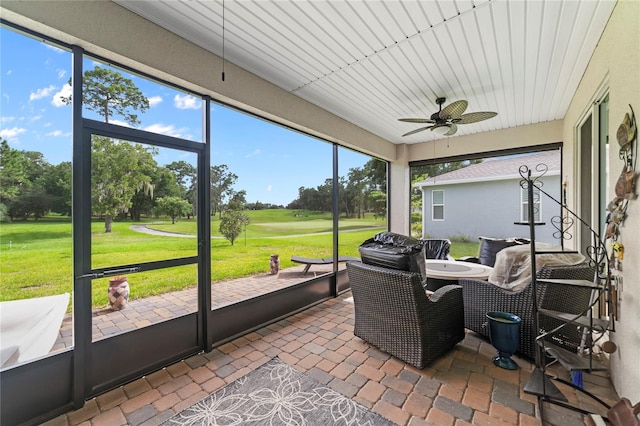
xmin=399 ymin=97 xmax=497 ymax=137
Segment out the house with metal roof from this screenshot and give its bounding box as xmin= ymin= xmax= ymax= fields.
xmin=414 ymin=150 xmax=562 ymax=242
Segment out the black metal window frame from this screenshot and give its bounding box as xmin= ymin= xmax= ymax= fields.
xmin=0 ymin=21 xmax=391 ymax=425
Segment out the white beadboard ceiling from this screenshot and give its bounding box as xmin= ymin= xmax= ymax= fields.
xmin=114 ymin=0 xmax=616 ymax=144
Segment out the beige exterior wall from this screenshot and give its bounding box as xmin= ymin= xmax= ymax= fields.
xmin=407 ymin=120 xmax=563 ymax=162
xmin=389 ymin=144 xmax=411 ymax=233
xmin=563 ymin=0 xmax=639 ymax=401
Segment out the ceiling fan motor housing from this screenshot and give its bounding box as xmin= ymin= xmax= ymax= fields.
xmin=398 ymin=97 xmax=497 ymax=137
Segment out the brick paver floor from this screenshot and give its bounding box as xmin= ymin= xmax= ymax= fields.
xmin=52 ymin=263 xmax=335 ymax=349
xmin=43 ymin=278 xmax=619 ymax=426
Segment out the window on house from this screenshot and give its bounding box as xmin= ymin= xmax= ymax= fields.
xmin=432 ymin=190 xmax=444 ymax=220
xmin=409 ymin=146 xmax=562 ymax=248
xmin=521 ymin=186 xmax=541 ymax=222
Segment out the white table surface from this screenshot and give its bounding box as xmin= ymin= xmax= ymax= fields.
xmin=425 ymin=259 xmax=493 ymax=280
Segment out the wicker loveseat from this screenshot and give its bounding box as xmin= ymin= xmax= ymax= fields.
xmin=459 ymin=262 xmax=596 ymax=359
xmin=346 ymin=261 xmax=465 ymax=369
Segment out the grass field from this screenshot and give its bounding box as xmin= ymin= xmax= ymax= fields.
xmin=0 ymin=209 xmax=477 ymax=308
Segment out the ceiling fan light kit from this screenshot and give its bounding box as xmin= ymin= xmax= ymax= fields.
xmin=431 ymin=125 xmax=452 ymax=135
xmin=399 ymin=97 xmax=497 ymax=137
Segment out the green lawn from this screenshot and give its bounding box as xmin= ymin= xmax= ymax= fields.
xmin=149 ymin=210 xmax=383 ymax=237
xmin=0 ymin=210 xmax=477 ymax=309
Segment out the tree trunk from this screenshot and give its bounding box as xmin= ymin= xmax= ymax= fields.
xmin=105 ymin=215 xmax=113 ymax=233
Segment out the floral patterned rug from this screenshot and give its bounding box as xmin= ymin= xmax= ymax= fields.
xmin=160 ymin=356 xmax=396 ymax=425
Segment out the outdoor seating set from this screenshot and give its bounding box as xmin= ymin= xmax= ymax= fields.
xmin=347 ymin=232 xmax=595 ymax=368
xmin=348 ymin=232 xmax=462 ymax=369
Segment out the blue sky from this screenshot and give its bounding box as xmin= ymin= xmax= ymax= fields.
xmin=0 ymin=26 xmax=373 ymax=206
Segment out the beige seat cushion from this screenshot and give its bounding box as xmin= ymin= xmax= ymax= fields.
xmin=488 ymin=243 xmax=585 ymax=291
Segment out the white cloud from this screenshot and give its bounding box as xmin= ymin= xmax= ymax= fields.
xmin=110 ymin=119 xmax=131 ymax=128
xmin=51 ymin=84 xmax=72 ymax=107
xmin=30 ymin=115 xmax=43 ymax=123
xmin=174 ymin=94 xmax=201 ymax=110
xmin=45 ymin=130 xmax=69 ymax=137
xmin=245 ymin=149 xmax=261 ymax=158
xmin=30 ymin=85 xmax=56 ymax=101
xmin=148 ymin=96 xmax=163 ymax=107
xmin=0 ymin=127 xmax=27 ymax=139
xmin=143 ymin=123 xmax=190 ymax=138
xmin=1 ymin=116 xmax=16 ymax=124
xmin=267 ymin=184 xmax=272 ymax=192
xmin=57 ymin=69 xmax=67 ymax=79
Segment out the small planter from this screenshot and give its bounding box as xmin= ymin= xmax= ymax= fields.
xmin=108 ymin=276 xmax=130 ymax=311
xmin=486 ymin=311 xmax=521 ymax=370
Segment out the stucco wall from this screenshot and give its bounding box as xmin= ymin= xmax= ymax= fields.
xmin=563 ymin=0 xmax=640 ymax=401
xmin=407 ymin=120 xmax=564 ymax=162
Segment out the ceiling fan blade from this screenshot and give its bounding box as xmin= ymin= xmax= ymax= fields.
xmin=398 ymin=118 xmax=435 ymax=123
xmin=402 ymin=126 xmax=433 ymax=137
xmin=439 ymin=100 xmax=468 ymax=120
xmin=444 ymin=124 xmax=458 ymax=136
xmin=457 ymin=111 xmax=497 ymax=124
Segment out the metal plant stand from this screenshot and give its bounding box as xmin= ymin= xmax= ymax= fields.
xmin=517 ymin=164 xmax=615 ymax=420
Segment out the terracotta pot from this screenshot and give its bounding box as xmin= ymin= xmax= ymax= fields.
xmin=108 ymin=276 xmax=129 ymax=311
xmin=269 ymin=254 xmax=280 ymax=275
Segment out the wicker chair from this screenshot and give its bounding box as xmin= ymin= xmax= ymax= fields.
xmin=459 ymin=263 xmax=596 ymax=359
xmin=346 ymin=261 xmax=465 ymax=369
xmin=421 ymin=238 xmax=452 ymax=260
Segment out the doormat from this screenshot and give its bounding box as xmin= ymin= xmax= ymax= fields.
xmin=160 ymin=356 xmax=396 ymax=425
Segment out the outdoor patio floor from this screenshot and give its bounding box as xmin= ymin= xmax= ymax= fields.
xmin=44 ymin=265 xmax=619 ymax=426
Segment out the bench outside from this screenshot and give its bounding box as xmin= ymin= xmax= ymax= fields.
xmin=291 ymin=256 xmax=360 ymax=275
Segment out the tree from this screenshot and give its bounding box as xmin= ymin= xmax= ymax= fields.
xmin=166 ymin=160 xmax=197 ymax=217
xmin=7 ymin=190 xmax=51 ymax=221
xmin=61 ymin=66 xmax=149 ymax=126
xmin=155 ymin=196 xmax=192 ymax=224
xmin=219 ymin=210 xmax=250 ymax=246
xmin=0 ymin=139 xmax=28 ymax=203
xmin=226 ymin=190 xmax=247 ymax=211
xmin=410 ymin=172 xmax=429 ymax=237
xmin=63 ymin=67 xmax=152 ymax=231
xmin=127 ymin=148 xmax=160 ymax=221
xmin=39 ymin=161 xmax=72 ymax=216
xmin=166 ymin=161 xmax=196 ymax=191
xmin=91 ymin=136 xmax=153 ymax=232
xmin=346 ymin=167 xmax=367 ymax=218
xmin=210 ymin=164 xmax=237 ymax=218
xmin=363 ymin=158 xmax=387 ymax=192
xmin=0 ymin=140 xmax=62 ymax=220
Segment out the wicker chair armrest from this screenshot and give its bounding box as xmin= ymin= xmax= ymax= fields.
xmin=458 ymin=278 xmax=533 ymax=307
xmin=429 ymin=284 xmax=463 ymax=303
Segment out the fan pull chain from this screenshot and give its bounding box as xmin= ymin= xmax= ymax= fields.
xmin=221 ymin=0 xmax=226 ymax=81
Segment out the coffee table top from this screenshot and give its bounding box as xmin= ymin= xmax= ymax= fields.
xmin=425 ymin=259 xmax=493 ymax=280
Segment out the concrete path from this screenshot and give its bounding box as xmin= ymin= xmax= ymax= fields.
xmin=130 ymin=223 xmax=196 ymax=238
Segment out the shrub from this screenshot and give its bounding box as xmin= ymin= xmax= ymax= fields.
xmin=449 ymin=234 xmax=472 ymax=243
